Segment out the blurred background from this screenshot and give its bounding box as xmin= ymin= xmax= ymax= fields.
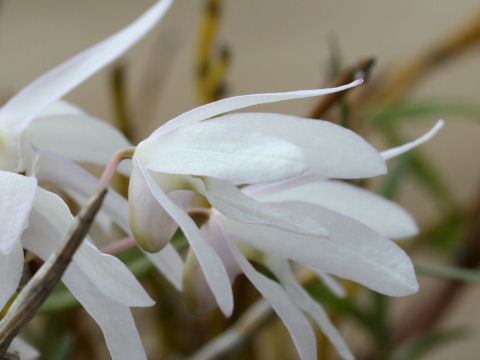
xmin=1 ymin=0 xmax=480 ymax=359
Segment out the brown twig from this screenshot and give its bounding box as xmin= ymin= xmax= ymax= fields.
xmin=309 ymin=57 xmax=375 ymax=120
xmin=0 ymin=188 xmax=107 ymax=356
xmin=364 ymin=8 xmax=480 ymax=107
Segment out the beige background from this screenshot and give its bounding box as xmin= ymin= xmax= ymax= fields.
xmin=1 ymin=1 xmax=480 ymax=358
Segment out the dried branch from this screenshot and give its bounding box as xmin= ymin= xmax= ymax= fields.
xmin=0 ymin=188 xmax=108 ymax=355
xmin=309 ymin=57 xmax=375 ymax=120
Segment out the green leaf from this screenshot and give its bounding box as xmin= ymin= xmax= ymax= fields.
xmin=368 ymin=99 xmax=480 ymax=128
xmin=390 ymin=328 xmax=468 ymax=360
xmin=415 ymin=261 xmax=480 ymax=283
xmin=422 ymin=212 xmax=467 ymax=254
xmin=307 ymin=281 xmax=375 ymax=332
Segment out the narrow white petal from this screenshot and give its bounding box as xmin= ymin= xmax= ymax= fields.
xmin=381 ymin=120 xmax=445 ymax=160
xmin=7 ymin=337 xmax=40 ymax=360
xmin=268 ymin=259 xmax=353 ymax=360
xmin=144 ymin=246 xmax=184 ymax=291
xmin=29 ymin=188 xmax=154 ymax=307
xmin=183 ymin=219 xmax=241 ymax=314
xmin=255 ymin=179 xmax=418 ymax=239
xmin=25 ymin=111 xmax=131 ymax=175
xmin=0 ymin=241 xmax=23 ymax=310
xmin=210 ymin=113 xmax=387 ymax=179
xmin=218 ymin=201 xmax=419 ymax=296
xmin=0 ymin=0 xmax=174 ymax=132
xmin=134 ymin=159 xmax=233 ymax=316
xmin=138 ymin=121 xmax=308 ymax=183
xmin=190 ymin=177 xmax=328 ymax=238
xmin=315 ymin=271 xmax=347 ymax=298
xmin=0 ymin=171 xmax=37 ymax=254
xmin=22 ymin=231 xmax=146 ymax=360
xmin=222 ymin=236 xmax=318 ymax=360
xmin=35 ymin=149 xmax=184 ymax=290
xmin=148 ymin=79 xmax=363 ymax=139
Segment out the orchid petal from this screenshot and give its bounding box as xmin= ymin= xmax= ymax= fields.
xmin=218 ymin=201 xmax=418 ymax=296
xmin=315 ymin=271 xmax=346 ymax=298
xmin=138 ymin=121 xmax=308 ymax=183
xmin=129 ymin=165 xmax=185 ymax=252
xmin=0 ymin=240 xmax=23 ymax=310
xmin=148 ymin=79 xmax=363 ymax=139
xmin=22 ymin=228 xmax=146 ymax=360
xmin=210 ymin=112 xmax=387 ymax=179
xmin=25 ymin=109 xmax=131 ymax=175
xmin=268 ymin=259 xmax=353 ymax=360
xmin=35 ymin=149 xmax=184 ymax=290
xmin=7 ymin=337 xmax=40 ymax=360
xmin=222 ymin=235 xmax=318 ymax=360
xmin=29 ymin=188 xmax=154 ymax=307
xmin=381 ymin=120 xmax=444 ymax=160
xmin=0 ymin=171 xmax=37 ymax=254
xmin=144 ymin=246 xmax=184 ymax=291
xmin=254 ymin=179 xmax=418 ymax=239
xmin=190 ymin=177 xmax=328 ymax=238
xmin=183 ymin=219 xmax=241 ymax=314
xmin=0 ymin=0 xmax=174 ymax=133
xmin=134 ymin=159 xmax=233 ymax=316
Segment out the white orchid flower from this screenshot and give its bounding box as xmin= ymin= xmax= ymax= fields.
xmin=127 ymin=76 xmax=443 ymax=319
xmin=180 ymin=121 xmax=443 ymax=360
xmin=128 ymin=79 xmax=394 ymax=315
xmin=0 ymin=1 xmax=174 ymax=359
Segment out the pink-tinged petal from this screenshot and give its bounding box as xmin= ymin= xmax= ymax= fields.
xmin=148 ymin=79 xmax=363 ymax=139
xmin=183 ymin=219 xmax=241 ymax=314
xmin=381 ymin=120 xmax=444 ymax=160
xmin=0 ymin=171 xmax=37 ymax=254
xmin=222 ymin=235 xmax=318 ymax=360
xmin=25 ymin=107 xmax=131 ymax=175
xmin=22 ymin=230 xmax=146 ymax=360
xmin=254 ymin=178 xmax=418 ymax=239
xmin=210 ymin=113 xmax=387 ymax=179
xmin=0 ymin=0 xmax=174 ymax=133
xmin=35 ymin=149 xmax=184 ymax=290
xmin=7 ymin=337 xmax=40 ymax=360
xmin=137 ymin=121 xmax=308 ymax=183
xmin=134 ymin=159 xmax=233 ymax=316
xmin=268 ymin=259 xmax=354 ymax=360
xmin=218 ymin=201 xmax=419 ymax=296
xmin=129 ymin=165 xmax=188 ymax=252
xmin=0 ymin=240 xmax=23 ymax=310
xmin=29 ymin=188 xmax=154 ymax=307
xmin=189 ymin=177 xmax=328 ymax=239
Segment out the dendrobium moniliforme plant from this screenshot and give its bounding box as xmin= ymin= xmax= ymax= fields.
xmin=0 ymin=0 xmax=445 ymax=359
xmin=127 ymin=84 xmax=443 ymax=359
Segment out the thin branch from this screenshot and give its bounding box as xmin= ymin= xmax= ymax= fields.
xmin=186 ymin=300 xmax=273 ymax=360
xmin=0 ymin=187 xmax=108 ymax=355
xmin=185 ymin=269 xmax=318 ymax=360
xmin=309 ymin=57 xmax=375 ymax=120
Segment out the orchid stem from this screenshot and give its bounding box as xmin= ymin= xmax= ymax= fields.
xmin=96 ymin=147 xmax=135 ymax=191
xmin=0 ymin=187 xmax=108 ymax=355
xmin=101 ymin=236 xmax=137 ymax=255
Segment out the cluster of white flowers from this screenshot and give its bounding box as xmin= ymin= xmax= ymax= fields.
xmin=0 ymin=0 xmax=443 ymax=359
